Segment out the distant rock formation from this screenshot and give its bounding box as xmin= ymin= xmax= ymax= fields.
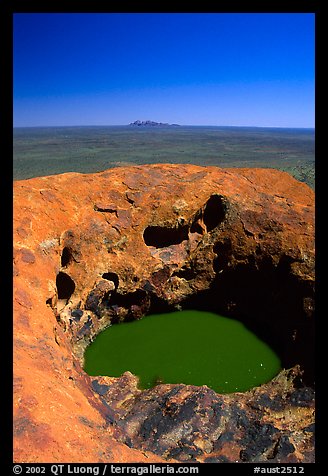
xmin=129 ymin=120 xmax=180 ymax=127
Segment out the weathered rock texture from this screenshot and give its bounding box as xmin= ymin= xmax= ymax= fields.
xmin=13 ymin=164 xmax=315 ymax=463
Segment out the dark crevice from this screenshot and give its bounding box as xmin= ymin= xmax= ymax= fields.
xmin=189 ymin=221 xmax=204 ymax=235
xmin=61 ymin=247 xmax=72 ymax=267
xmin=85 ymin=278 xmax=118 ymax=317
xmin=172 ymin=266 xmax=196 ymax=281
xmin=213 ymin=238 xmax=233 ymax=272
xmin=143 ymin=225 xmax=189 ymax=248
xmin=107 ymin=289 xmax=148 ymax=308
xmin=125 ymin=193 xmax=135 ymax=206
xmin=102 ymin=289 xmax=151 ymax=322
xmin=203 ymin=195 xmax=227 ymax=232
xmin=56 ymin=272 xmax=75 ymax=301
xmin=94 ymin=204 xmax=118 ymax=215
xmin=85 ymin=280 xmax=176 ymax=326
xmin=146 ymin=292 xmax=177 ymax=315
xmin=102 ymin=272 xmax=119 ymax=290
xmin=46 ymin=297 xmax=54 ymax=308
xmin=190 ymin=209 xmax=203 ymax=234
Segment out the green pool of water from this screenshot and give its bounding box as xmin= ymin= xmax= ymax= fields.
xmin=84 ymin=310 xmax=281 ymax=393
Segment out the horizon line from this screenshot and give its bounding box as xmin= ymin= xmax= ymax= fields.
xmin=13 ymin=124 xmax=315 ymax=130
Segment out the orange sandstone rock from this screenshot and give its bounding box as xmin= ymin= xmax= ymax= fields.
xmin=13 ymin=165 xmax=314 ymax=463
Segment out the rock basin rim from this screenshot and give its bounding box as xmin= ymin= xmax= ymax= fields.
xmin=13 ymin=164 xmax=315 ymax=463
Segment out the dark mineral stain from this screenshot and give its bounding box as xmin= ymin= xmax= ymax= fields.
xmin=213 ymin=431 xmax=234 ymax=451
xmin=151 ymin=267 xmax=171 ymax=287
xmin=205 ymin=455 xmax=231 ymax=463
xmin=71 ymin=309 xmax=83 ymax=321
xmin=140 ymin=412 xmax=165 ymax=440
xmin=77 ymin=315 xmax=93 ymax=338
xmin=290 ymin=387 xmax=315 ymax=407
xmin=275 ymin=435 xmax=295 ymax=458
xmin=14 ymin=412 xmax=52 ymax=450
xmin=20 ymin=248 xmax=36 ymax=264
xmin=17 ymin=312 xmax=30 ymax=328
xmin=239 ymin=422 xmax=279 ymax=462
xmin=304 ymin=423 xmax=315 ymax=433
xmin=91 ymin=380 xmax=110 ymax=396
xmin=254 ymin=393 xmax=285 ymax=412
xmin=15 ymin=288 xmax=33 ymax=309
xmin=142 ymin=280 xmax=154 ymax=292
xmin=85 ymin=290 xmax=102 ymax=316
xmin=14 ymin=416 xmax=32 ymax=437
xmin=78 ymin=416 xmax=95 ymax=427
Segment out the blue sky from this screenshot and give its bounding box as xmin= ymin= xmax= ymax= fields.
xmin=13 ymin=13 xmax=315 ymax=128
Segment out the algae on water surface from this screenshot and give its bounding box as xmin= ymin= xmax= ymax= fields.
xmin=84 ymin=310 xmax=281 ymax=393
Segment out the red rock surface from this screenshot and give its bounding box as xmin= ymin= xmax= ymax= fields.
xmin=13 ymin=165 xmax=315 ymax=463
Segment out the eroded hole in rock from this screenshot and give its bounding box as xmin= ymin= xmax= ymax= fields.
xmin=103 ymin=289 xmax=150 ymax=322
xmin=101 ymin=272 xmax=119 ymax=289
xmin=172 ymin=265 xmax=196 ymax=281
xmin=46 ymin=297 xmax=54 ymax=308
xmin=143 ymin=195 xmax=227 ymax=249
xmin=143 ymin=224 xmax=189 ymax=248
xmin=61 ymin=247 xmax=72 ymax=267
xmin=203 ymin=194 xmax=227 ymax=232
xmin=56 ymin=271 xmax=75 ymax=301
xmin=189 ymin=220 xmax=204 ymax=235
xmin=84 ymin=309 xmax=281 ymax=394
